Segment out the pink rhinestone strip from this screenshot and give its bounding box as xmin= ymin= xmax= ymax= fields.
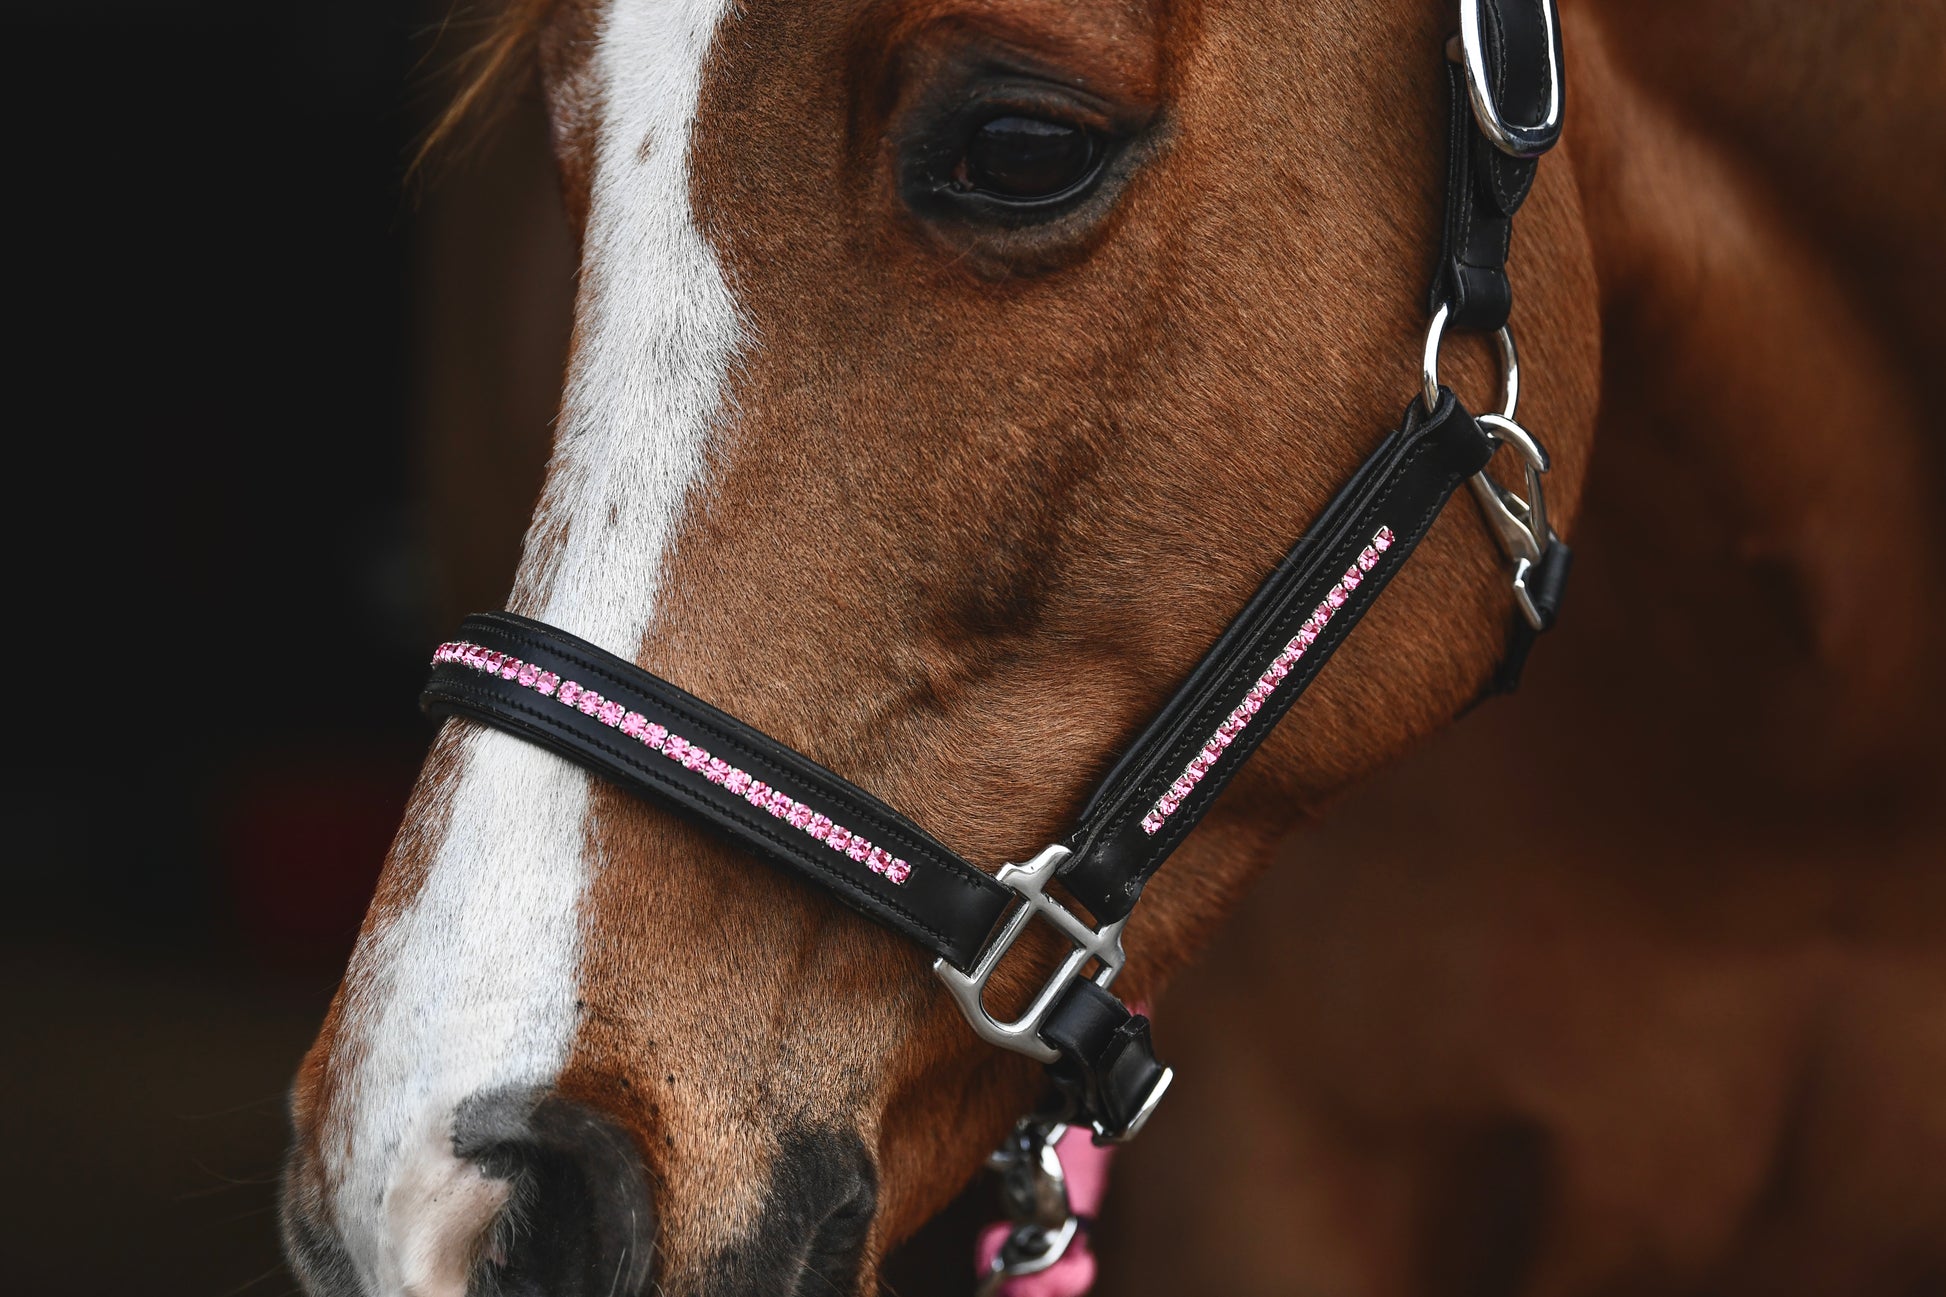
xmin=1139 ymin=526 xmax=1396 ymax=836
xmin=431 ymin=643 xmax=912 ymax=885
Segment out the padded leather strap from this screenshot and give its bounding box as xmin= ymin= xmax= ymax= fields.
xmin=421 ymin=612 xmax=1012 ymax=971
xmin=1431 ymin=0 xmax=1559 ymax=331
xmin=1040 ymin=982 xmax=1169 ymax=1141
xmin=1057 ymin=392 xmax=1494 ymax=924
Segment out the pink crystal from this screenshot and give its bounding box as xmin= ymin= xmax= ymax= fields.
xmin=558 ymin=681 xmax=582 ymax=706
xmin=578 ymin=691 xmax=603 ymax=716
xmin=807 ymin=814 xmax=832 ymax=840
xmin=1219 ymin=717 xmax=1241 ymax=738
xmin=705 ymin=758 xmax=731 ymax=784
xmin=1325 ymin=587 xmax=1347 ymax=609
xmin=517 ymin=663 xmax=540 ymax=687
xmin=1264 ymin=661 xmax=1288 ymax=683
xmin=621 ymin=712 xmax=646 ymax=737
xmin=1140 ymin=814 xmax=1162 ymax=835
xmin=483 ymin=651 xmax=505 ymax=675
xmin=827 ymin=827 xmax=852 ymax=853
xmin=644 ymin=723 xmax=667 ymax=749
xmin=536 ymin=672 xmax=559 ymax=696
xmin=865 ymin=847 xmax=891 ymax=874
xmin=725 ymin=769 xmax=752 ymax=794
xmin=1158 ymin=793 xmax=1181 ymax=815
xmin=597 ymin=700 xmax=623 ymax=726
xmin=745 ymin=780 xmax=770 ymax=807
xmin=683 ymin=746 xmax=710 ymax=771
xmin=846 ymin=837 xmax=872 ymax=862
xmin=501 ymin=658 xmax=522 ymax=680
xmin=884 ymin=859 xmax=911 ymax=884
xmin=1358 ymin=547 xmax=1379 ymax=572
xmin=1202 ymin=743 xmax=1223 ymax=765
xmin=786 ymin=803 xmax=813 ymax=828
xmin=766 ymin=789 xmax=791 ymax=816
xmin=1171 ymin=778 xmax=1193 ymax=799
xmin=1248 ymin=682 xmax=1270 ymax=702
xmin=1341 ymin=569 xmax=1361 ymax=592
xmin=1375 ymin=527 xmax=1394 ymax=550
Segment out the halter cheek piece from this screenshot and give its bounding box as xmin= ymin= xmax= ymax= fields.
xmin=422 ymin=0 xmax=1565 ymax=1204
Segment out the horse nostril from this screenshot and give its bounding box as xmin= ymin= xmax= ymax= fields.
xmin=712 ymin=1128 xmax=878 ymax=1296
xmin=453 ymin=1088 xmax=656 ymax=1297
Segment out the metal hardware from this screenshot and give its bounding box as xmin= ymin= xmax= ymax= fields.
xmin=1422 ymin=303 xmax=1518 ymax=421
xmin=1105 ymin=1063 xmax=1173 ymax=1144
xmin=975 ymin=1118 xmax=1082 ymax=1297
xmin=989 ymin=1120 xmax=1073 ymax=1230
xmin=1455 ymin=0 xmax=1564 ymax=158
xmin=934 ymin=843 xmax=1128 ymax=1066
xmin=1468 ymin=412 xmax=1555 ymax=630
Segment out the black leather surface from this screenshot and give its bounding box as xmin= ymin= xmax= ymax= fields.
xmin=1058 ymin=392 xmax=1494 ymax=924
xmin=421 ymin=613 xmax=1012 ymax=971
xmin=1040 ymin=981 xmax=1168 ymax=1140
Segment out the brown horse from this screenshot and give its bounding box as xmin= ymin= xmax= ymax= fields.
xmin=280 ymin=0 xmax=1946 ymax=1294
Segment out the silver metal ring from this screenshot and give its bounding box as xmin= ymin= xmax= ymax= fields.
xmin=1421 ymin=304 xmax=1519 ymax=421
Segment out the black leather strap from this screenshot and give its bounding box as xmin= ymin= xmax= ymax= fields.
xmin=1486 ymin=535 xmax=1572 ymax=694
xmin=1057 ymin=392 xmax=1493 ymax=924
xmin=1430 ymin=0 xmax=1558 ymax=331
xmin=421 ymin=612 xmax=1012 ymax=971
xmin=1039 ymin=981 xmax=1168 ymax=1140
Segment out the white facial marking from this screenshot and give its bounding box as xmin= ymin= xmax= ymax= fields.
xmin=320 ymin=0 xmax=744 ymax=1291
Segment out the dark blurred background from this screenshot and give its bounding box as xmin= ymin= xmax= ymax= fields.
xmin=5 ymin=4 xmax=568 ymax=1292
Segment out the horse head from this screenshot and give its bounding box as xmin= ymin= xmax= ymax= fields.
xmin=282 ymin=0 xmax=1599 ymax=1292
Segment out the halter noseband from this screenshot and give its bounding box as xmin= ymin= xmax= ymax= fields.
xmin=421 ymin=0 xmax=1567 ymax=1169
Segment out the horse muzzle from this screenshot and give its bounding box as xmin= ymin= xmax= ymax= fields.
xmin=281 ymin=1086 xmax=881 ymax=1297
xmin=281 ymin=1087 xmax=655 ymax=1297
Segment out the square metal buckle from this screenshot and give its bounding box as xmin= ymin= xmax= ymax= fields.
xmin=933 ymin=844 xmax=1127 ymax=1064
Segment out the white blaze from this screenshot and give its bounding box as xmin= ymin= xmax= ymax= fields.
xmin=322 ymin=0 xmax=743 ymax=1291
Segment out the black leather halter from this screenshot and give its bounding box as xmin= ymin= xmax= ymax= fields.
xmin=422 ymin=0 xmax=1568 ymax=1145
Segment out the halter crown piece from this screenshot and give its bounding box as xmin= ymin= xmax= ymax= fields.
xmin=423 ymin=0 xmax=1567 ymax=1282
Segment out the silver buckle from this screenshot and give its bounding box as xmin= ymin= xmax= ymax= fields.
xmin=1453 ymin=0 xmax=1563 ymax=159
xmin=933 ymin=843 xmax=1126 ymax=1066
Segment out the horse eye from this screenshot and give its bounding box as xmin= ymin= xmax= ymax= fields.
xmin=952 ymin=115 xmax=1100 ymax=202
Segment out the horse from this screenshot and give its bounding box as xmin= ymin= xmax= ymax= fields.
xmin=279 ymin=0 xmax=1946 ymax=1294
